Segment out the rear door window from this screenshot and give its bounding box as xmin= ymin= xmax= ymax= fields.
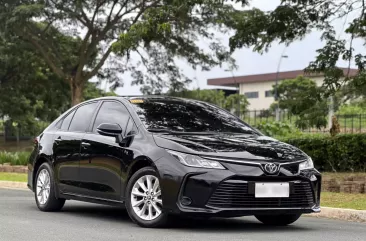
xmin=69 ymin=102 xmax=99 ymax=132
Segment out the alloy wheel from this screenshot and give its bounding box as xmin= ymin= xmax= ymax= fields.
xmin=36 ymin=169 xmax=51 ymax=205
xmin=130 ymin=175 xmax=162 ymax=221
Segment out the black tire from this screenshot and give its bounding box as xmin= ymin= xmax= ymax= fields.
xmin=125 ymin=167 xmax=168 ymax=228
xmin=255 ymin=214 xmax=301 ymax=226
xmin=34 ymin=162 xmax=65 ymax=212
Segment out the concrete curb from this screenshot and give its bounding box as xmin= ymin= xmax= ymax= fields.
xmin=0 ymin=181 xmax=28 ymax=190
xmin=306 ymin=207 xmax=366 ymax=223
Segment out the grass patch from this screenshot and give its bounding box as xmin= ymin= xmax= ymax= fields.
xmin=0 ymin=172 xmax=27 ymax=182
xmin=0 ymin=151 xmax=30 ymax=165
xmin=321 ymin=192 xmax=366 ymax=210
xmin=322 ymin=172 xmax=366 ymax=179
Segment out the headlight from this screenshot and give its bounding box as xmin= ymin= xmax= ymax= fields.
xmin=166 ymin=150 xmax=225 ymax=169
xmin=299 ymin=157 xmax=314 ymax=170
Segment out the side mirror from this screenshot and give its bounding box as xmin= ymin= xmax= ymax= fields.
xmin=96 ymin=123 xmax=123 ymax=137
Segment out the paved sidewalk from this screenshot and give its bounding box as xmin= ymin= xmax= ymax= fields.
xmin=0 ymin=181 xmax=27 ymax=189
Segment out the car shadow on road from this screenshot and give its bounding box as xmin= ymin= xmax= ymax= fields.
xmin=60 ymin=204 xmax=131 ymax=222
xmin=168 ymin=217 xmax=312 ymax=233
xmin=58 ymin=204 xmax=313 ymax=233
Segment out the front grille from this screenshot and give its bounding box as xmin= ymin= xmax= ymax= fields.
xmin=207 ymin=180 xmax=314 ymax=209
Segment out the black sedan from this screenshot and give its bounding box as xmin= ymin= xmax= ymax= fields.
xmin=27 ymin=96 xmax=321 ymax=228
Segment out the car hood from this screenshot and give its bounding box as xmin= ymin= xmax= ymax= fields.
xmin=153 ymin=133 xmax=308 ymax=162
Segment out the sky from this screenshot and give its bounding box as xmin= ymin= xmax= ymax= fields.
xmin=114 ymin=0 xmax=364 ymax=95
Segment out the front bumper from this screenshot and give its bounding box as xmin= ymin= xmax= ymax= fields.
xmin=155 ymin=156 xmax=321 ymax=217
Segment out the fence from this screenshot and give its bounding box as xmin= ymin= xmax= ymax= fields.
xmin=240 ymin=110 xmax=366 ymax=134
xmin=1 ymin=121 xmax=49 ymax=142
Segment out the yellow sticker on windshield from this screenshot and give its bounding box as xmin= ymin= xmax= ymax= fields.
xmin=130 ymin=99 xmax=144 ymax=104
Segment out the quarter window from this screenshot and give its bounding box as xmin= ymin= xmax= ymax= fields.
xmin=69 ymin=102 xmax=98 ymax=132
xmin=93 ymin=101 xmax=130 ymax=133
xmin=244 ymin=91 xmax=259 ymax=99
xmin=60 ymin=110 xmax=76 ymax=131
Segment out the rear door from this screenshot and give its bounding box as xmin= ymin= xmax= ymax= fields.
xmin=53 ymin=101 xmax=99 ymax=194
xmin=79 ymin=100 xmax=136 ymax=201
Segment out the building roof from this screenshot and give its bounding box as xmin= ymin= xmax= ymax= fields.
xmin=207 ymin=68 xmax=358 ymax=86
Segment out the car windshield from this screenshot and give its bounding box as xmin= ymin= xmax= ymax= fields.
xmin=129 ymin=98 xmax=257 ymax=134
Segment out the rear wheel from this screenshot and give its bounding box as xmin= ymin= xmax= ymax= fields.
xmin=125 ymin=167 xmax=168 ymax=228
xmin=255 ymin=214 xmax=301 ymax=226
xmin=35 ymin=163 xmax=65 ymax=211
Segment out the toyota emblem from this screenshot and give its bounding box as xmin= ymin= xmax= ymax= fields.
xmin=264 ymin=163 xmax=279 ymax=174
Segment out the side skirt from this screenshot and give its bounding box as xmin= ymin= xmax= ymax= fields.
xmin=59 ymin=192 xmax=126 ymax=207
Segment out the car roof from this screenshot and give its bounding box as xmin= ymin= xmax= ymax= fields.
xmin=75 ymin=95 xmax=194 ymax=109
xmin=120 ymin=95 xmax=184 ymax=101
xmin=83 ymin=95 xmax=184 ymax=101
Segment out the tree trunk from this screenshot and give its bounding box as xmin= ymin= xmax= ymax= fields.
xmin=70 ymin=79 xmax=84 ymax=106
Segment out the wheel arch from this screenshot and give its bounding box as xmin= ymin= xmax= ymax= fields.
xmin=127 ymin=156 xmax=158 ymax=183
xmin=32 ymin=155 xmax=52 ymax=191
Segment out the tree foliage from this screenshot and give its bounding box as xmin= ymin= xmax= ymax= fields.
xmin=0 ymin=30 xmax=114 ymax=135
xmin=229 ymin=0 xmax=366 ymax=100
xmin=276 ymin=76 xmax=328 ymax=129
xmin=223 ymin=93 xmax=249 ymax=114
xmin=0 ymin=0 xmax=248 ymax=105
xmin=0 ymin=33 xmax=70 ymax=130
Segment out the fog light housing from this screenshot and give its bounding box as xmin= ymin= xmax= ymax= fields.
xmin=181 ymin=196 xmax=192 ymax=206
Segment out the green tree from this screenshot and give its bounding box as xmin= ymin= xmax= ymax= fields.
xmin=224 ymin=93 xmax=249 ymax=114
xmin=0 ymin=0 xmax=248 ymax=105
xmin=83 ymin=82 xmax=117 ymax=101
xmin=0 ymin=31 xmax=113 ymax=136
xmin=276 ymin=76 xmax=328 ymax=129
xmin=228 ymin=0 xmax=366 ymax=100
xmin=0 ymin=34 xmax=70 ymax=128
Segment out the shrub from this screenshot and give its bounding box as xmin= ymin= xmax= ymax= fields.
xmin=0 ymin=151 xmax=30 ymax=166
xmin=280 ymin=134 xmax=366 ymax=172
xmin=254 ymin=121 xmax=302 ymax=138
xmin=337 ymin=103 xmax=366 ymax=115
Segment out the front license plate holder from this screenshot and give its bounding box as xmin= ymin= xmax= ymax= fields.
xmin=255 ymin=182 xmax=290 ymax=198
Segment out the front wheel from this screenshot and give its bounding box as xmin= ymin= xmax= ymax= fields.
xmin=35 ymin=163 xmax=65 ymax=212
xmin=125 ymin=167 xmax=168 ymax=228
xmin=255 ymin=214 xmax=301 ymax=226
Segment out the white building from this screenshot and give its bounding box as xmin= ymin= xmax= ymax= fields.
xmin=207 ymin=68 xmax=357 ymax=110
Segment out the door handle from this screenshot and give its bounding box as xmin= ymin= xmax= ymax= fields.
xmin=81 ymin=142 xmax=91 ymax=163
xmin=81 ymin=142 xmax=91 ymax=148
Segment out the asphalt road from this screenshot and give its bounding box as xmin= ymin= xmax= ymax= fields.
xmin=0 ymin=188 xmax=365 ymax=241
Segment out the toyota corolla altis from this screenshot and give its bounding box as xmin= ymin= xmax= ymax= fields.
xmin=28 ymin=96 xmax=321 ymax=228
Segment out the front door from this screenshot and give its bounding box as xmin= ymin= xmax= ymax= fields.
xmin=79 ymin=101 xmax=136 ymax=201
